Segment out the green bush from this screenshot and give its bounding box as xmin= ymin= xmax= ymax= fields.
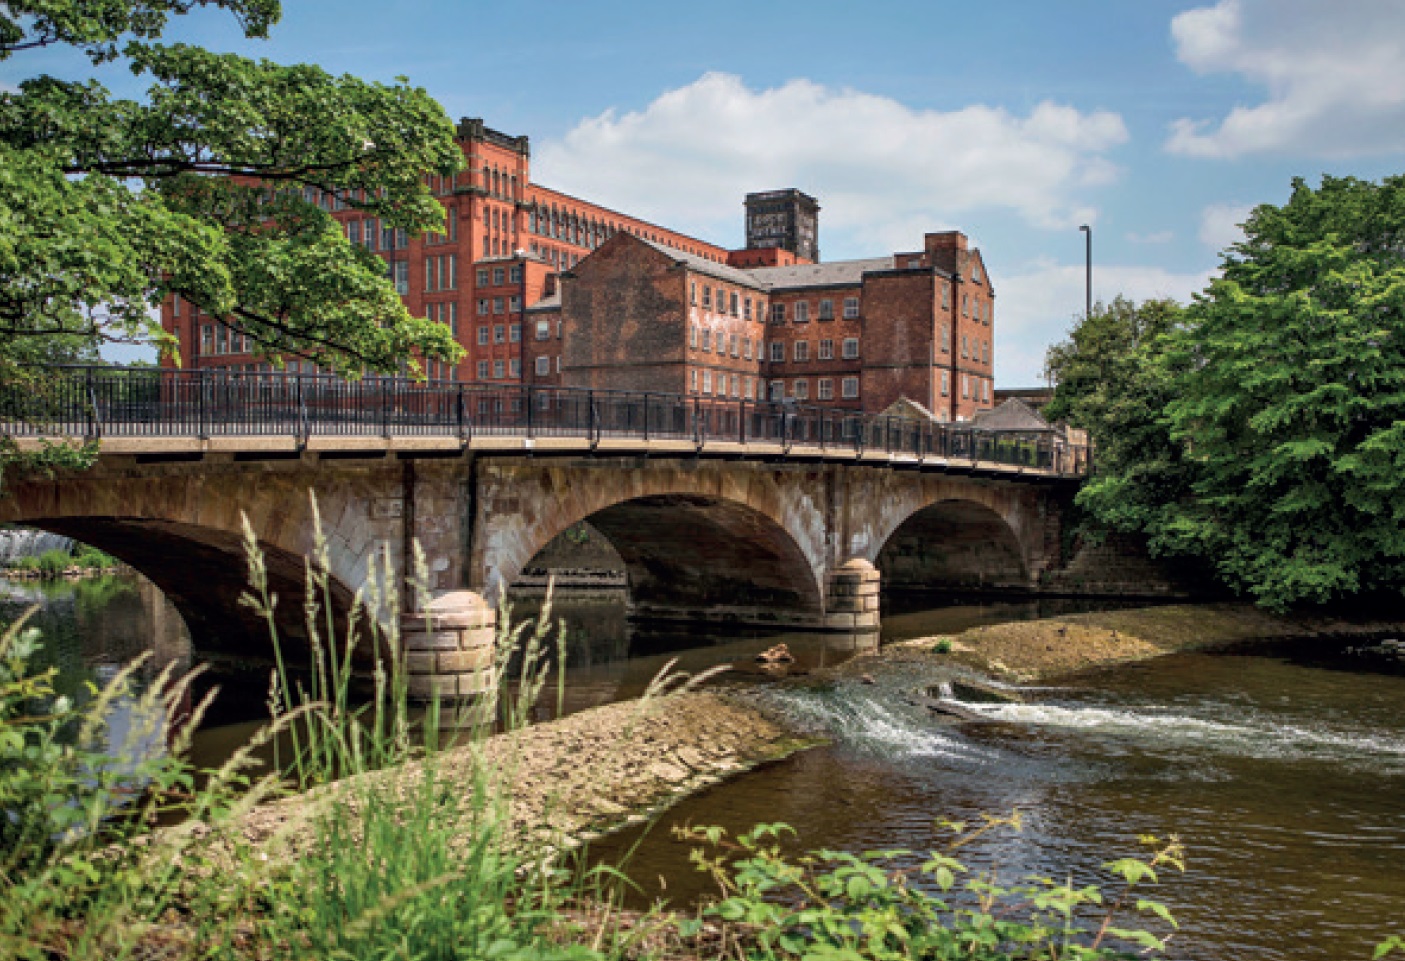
xmin=675 ymin=814 xmax=1184 ymax=961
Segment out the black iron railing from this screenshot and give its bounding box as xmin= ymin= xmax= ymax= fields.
xmin=0 ymin=367 xmax=1091 ymax=476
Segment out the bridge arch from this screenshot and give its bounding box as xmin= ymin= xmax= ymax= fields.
xmin=1 ymin=470 xmax=385 ymax=659
xmin=874 ymin=498 xmax=1029 ymax=593
xmin=478 ymin=462 xmax=827 ymax=623
xmin=856 ymin=475 xmax=1051 ymax=593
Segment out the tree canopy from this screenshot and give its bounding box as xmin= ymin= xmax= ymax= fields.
xmin=0 ymin=0 xmax=465 ymax=380
xmin=1047 ymin=175 xmax=1405 ymax=610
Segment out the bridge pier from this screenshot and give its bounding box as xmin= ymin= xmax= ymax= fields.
xmin=822 ymin=558 xmax=881 ymax=632
xmin=400 ymin=591 xmax=497 ymax=700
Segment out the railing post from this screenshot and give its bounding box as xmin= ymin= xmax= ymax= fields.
xmin=525 ymin=384 xmax=534 ymax=438
xmin=296 ymin=372 xmax=306 ymax=447
xmin=588 ymin=390 xmax=598 ymax=447
xmin=642 ymin=393 xmax=650 ymax=442
xmin=693 ymin=395 xmax=702 ymax=446
xmin=739 ymin=399 xmax=747 ymax=445
xmin=456 ymin=384 xmax=466 ymax=443
xmin=84 ymin=367 xmax=99 ymax=440
xmin=197 ymin=368 xmax=208 ymax=439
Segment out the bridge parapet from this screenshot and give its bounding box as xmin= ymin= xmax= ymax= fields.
xmin=3 ymin=366 xmax=1091 ymax=478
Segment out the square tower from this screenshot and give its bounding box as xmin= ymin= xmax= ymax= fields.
xmin=745 ymin=189 xmax=820 ymax=262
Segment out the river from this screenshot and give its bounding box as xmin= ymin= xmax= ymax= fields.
xmin=4 ymin=572 xmax=1403 ymax=960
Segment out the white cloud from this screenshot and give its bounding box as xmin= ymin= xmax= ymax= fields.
xmin=1198 ymin=202 xmax=1253 ymax=250
xmin=535 ymin=73 xmax=1128 ymax=252
xmin=994 ymin=261 xmax=1213 ymax=386
xmin=1126 ymin=230 xmax=1174 ymax=244
xmin=1167 ymin=0 xmax=1405 ymax=158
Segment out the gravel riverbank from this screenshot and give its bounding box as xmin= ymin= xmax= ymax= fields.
xmin=851 ymin=602 xmax=1405 ymax=683
xmin=208 ymin=689 xmax=817 ymax=865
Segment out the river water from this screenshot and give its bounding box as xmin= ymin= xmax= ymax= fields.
xmin=4 ymin=573 xmax=1403 ymax=960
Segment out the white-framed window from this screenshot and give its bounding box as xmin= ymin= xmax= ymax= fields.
xmin=983 ymin=379 xmax=991 ymax=402
xmin=772 ymin=303 xmax=786 ymax=324
xmin=731 ymin=374 xmax=740 ymax=398
xmin=744 ymin=297 xmax=752 ymax=320
xmin=841 ymin=337 xmax=859 ymax=359
xmin=535 ymin=356 xmax=550 ymax=375
xmin=818 ymin=299 xmax=834 ymax=320
xmin=509 ymin=323 xmax=520 ymax=343
xmin=743 ymin=338 xmax=753 ymax=360
xmin=941 ymin=370 xmax=950 ymax=395
xmin=963 ymin=294 xmax=970 ymax=317
xmin=817 ymin=377 xmax=833 ymax=400
xmin=942 ymin=285 xmax=950 ymax=309
xmin=794 ymin=301 xmax=809 ymax=323
xmin=962 ymin=335 xmax=969 ymax=359
xmin=702 ymin=329 xmax=712 ymax=353
xmin=492 ymin=267 xmax=505 ymax=285
xmin=476 ymin=268 xmax=489 ymax=286
xmin=730 ymin=291 xmax=740 ymax=316
xmin=690 ymin=282 xmax=697 ymax=305
xmin=730 ymin=333 xmax=740 ymax=357
xmin=477 ymin=298 xmax=489 ymax=316
xmin=509 ymin=295 xmax=521 ymax=313
xmin=940 ymin=324 xmax=949 ymax=352
xmin=536 ymin=320 xmax=551 ymax=340
xmin=818 ymin=339 xmax=834 ymax=360
xmin=510 ymin=358 xmax=520 ymax=377
xmin=702 ymin=286 xmax=712 ymax=309
xmin=793 ymin=379 xmax=809 ymax=400
xmin=769 ymin=342 xmax=785 ymax=363
xmin=843 ymin=297 xmax=859 ymax=319
xmin=493 ymin=359 xmax=505 ymax=379
xmin=478 ymin=326 xmax=489 ymax=345
xmin=493 ymin=325 xmax=505 ymax=343
xmin=493 ymin=297 xmax=505 ymax=314
xmin=744 ymin=377 xmax=754 ymax=400
xmin=962 ymin=374 xmax=970 ymax=398
xmin=690 ymin=325 xmax=699 ymax=349
xmin=477 ymin=360 xmax=490 ymax=379
xmin=690 ymin=369 xmax=698 ymax=392
xmin=509 ymin=265 xmax=522 ymax=283
xmin=794 ymin=341 xmax=810 ymax=362
xmin=448 ymin=302 xmax=459 ymax=336
xmin=841 ymin=376 xmax=859 ymax=399
xmin=702 ymin=369 xmax=713 ymax=394
xmin=769 ymin=380 xmax=785 ymax=401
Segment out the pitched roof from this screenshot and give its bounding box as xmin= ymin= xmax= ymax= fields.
xmin=638 ymin=238 xmax=768 ymax=291
xmin=747 ymin=257 xmax=895 ymax=290
xmin=971 ymin=397 xmax=1053 ymax=431
xmin=526 ymin=289 xmax=561 ymax=312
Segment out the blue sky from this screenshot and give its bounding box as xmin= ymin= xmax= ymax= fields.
xmin=9 ymin=0 xmax=1405 ymax=384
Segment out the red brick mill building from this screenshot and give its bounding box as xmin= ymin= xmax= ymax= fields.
xmin=163 ymin=119 xmax=996 ymax=422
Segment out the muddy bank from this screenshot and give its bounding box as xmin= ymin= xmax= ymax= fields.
xmin=866 ymin=603 xmax=1405 ymax=682
xmin=203 ymin=690 xmax=815 ymax=864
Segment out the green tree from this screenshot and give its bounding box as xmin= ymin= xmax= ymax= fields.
xmin=1164 ymin=175 xmax=1405 ymax=608
xmin=0 ymin=0 xmax=466 ymax=488
xmin=1049 ymin=176 xmax=1405 ymax=609
xmin=0 ymin=0 xmax=464 ymax=378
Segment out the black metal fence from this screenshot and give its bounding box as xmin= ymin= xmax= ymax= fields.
xmin=1 ymin=367 xmax=1091 ymax=475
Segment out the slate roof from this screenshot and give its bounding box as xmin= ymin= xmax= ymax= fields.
xmin=638 ymin=238 xmax=768 ymax=291
xmin=747 ymin=257 xmax=895 ymax=291
xmin=971 ymin=397 xmax=1054 ymax=431
xmin=526 ymin=290 xmax=561 ymax=312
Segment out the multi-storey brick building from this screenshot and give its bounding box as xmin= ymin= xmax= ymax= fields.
xmin=161 ymin=117 xmax=996 ymax=421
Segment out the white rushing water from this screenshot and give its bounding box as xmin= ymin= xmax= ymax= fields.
xmin=0 ymin=527 xmax=72 ymax=563
xmin=948 ymin=698 xmax=1405 ymax=769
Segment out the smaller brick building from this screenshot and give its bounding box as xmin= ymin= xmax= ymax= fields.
xmin=557 ymin=220 xmax=996 ymax=421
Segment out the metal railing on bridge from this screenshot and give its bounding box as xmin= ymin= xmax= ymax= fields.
xmin=1 ymin=367 xmax=1091 ymax=476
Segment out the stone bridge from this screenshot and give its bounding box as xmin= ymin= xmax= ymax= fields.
xmin=3 ymin=432 xmax=1075 ymax=697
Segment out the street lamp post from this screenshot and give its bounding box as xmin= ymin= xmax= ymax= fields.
xmin=1079 ymin=224 xmax=1092 ymax=319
